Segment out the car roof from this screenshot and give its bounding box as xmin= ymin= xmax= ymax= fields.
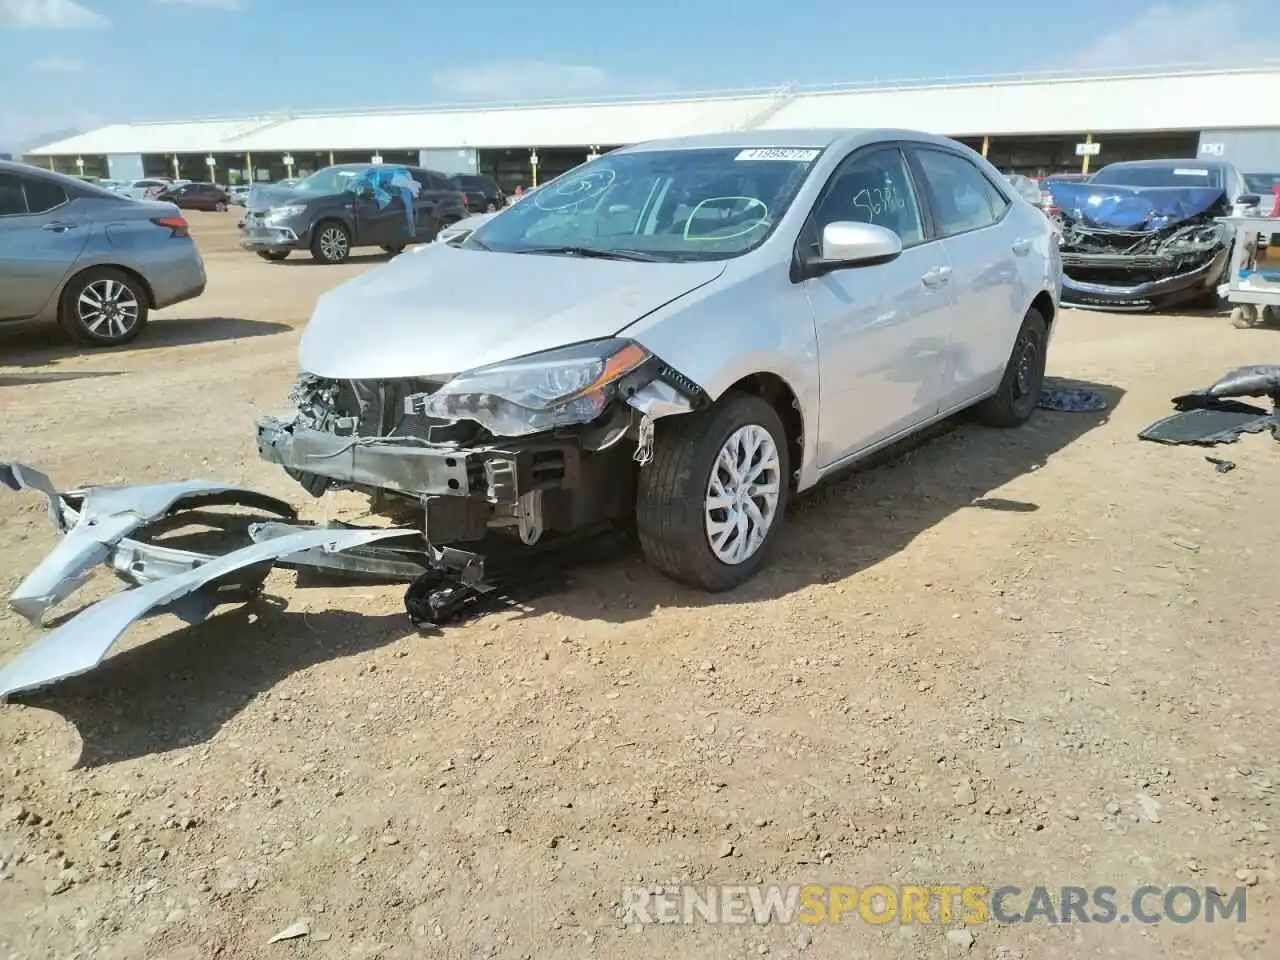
xmin=1099 ymin=158 xmax=1230 ymax=169
xmin=615 ymin=128 xmax=967 ymax=155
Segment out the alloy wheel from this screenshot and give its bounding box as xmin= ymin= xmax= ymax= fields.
xmin=78 ymin=278 xmax=140 ymax=340
xmin=319 ymin=227 xmax=348 ymax=261
xmin=704 ymin=424 xmax=782 ymax=565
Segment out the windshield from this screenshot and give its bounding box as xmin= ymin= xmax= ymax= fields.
xmin=291 ymin=166 xmax=366 ymax=194
xmin=1091 ymin=163 xmax=1224 ymax=189
xmin=466 ymin=146 xmax=822 ymax=262
xmin=1245 ymin=173 xmax=1280 ymax=194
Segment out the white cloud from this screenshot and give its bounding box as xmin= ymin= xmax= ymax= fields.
xmin=156 ymin=0 xmax=244 ymax=9
xmin=431 ymin=61 xmax=613 ymax=101
xmin=1070 ymin=2 xmax=1274 ymax=68
xmin=31 ymin=55 xmax=84 ymax=72
xmin=0 ymin=0 xmax=107 ymax=28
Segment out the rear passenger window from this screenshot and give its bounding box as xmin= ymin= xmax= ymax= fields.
xmin=24 ymin=178 xmax=67 ymax=214
xmin=913 ymin=149 xmax=1009 ymax=237
xmin=0 ymin=174 xmax=26 ymax=216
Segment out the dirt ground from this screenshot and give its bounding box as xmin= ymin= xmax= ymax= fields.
xmin=0 ymin=211 xmax=1276 ymax=960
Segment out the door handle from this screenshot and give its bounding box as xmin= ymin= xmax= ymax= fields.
xmin=42 ymin=222 xmax=79 ymax=232
xmin=921 ymin=266 xmax=951 ymax=289
xmin=1012 ymin=238 xmax=1032 ymax=256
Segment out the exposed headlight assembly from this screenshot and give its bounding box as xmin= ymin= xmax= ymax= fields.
xmin=408 ymin=339 xmax=657 ymax=437
xmin=1161 ymin=222 xmax=1227 ymax=252
xmin=269 ymin=204 xmax=306 ymax=219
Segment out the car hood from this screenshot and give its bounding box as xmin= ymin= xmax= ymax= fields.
xmin=1047 ymin=182 xmax=1228 ymax=231
xmin=298 ymin=244 xmax=726 ymax=379
xmin=246 ymin=183 xmax=336 ymax=213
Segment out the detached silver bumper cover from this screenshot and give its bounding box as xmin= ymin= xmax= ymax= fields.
xmin=0 ymin=461 xmax=412 ymax=700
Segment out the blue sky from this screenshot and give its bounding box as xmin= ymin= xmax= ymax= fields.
xmin=0 ymin=0 xmax=1276 ymax=150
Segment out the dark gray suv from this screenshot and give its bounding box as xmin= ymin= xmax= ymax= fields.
xmin=238 ymin=164 xmax=470 ymax=264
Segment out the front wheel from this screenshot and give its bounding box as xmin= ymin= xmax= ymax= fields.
xmin=311 ymin=221 xmax=351 ymax=264
xmin=257 ymin=250 xmax=290 ymax=262
xmin=636 ymin=393 xmax=790 ymax=592
xmin=972 ymin=306 xmax=1048 ymax=427
xmin=380 ymin=244 xmax=405 ymax=255
xmin=58 ymin=266 xmax=149 ymax=347
xmin=214 ymin=201 xmax=228 ymax=212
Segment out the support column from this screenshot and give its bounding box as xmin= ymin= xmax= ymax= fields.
xmin=245 ymin=151 xmax=253 ymax=185
xmin=328 ymin=150 xmax=335 ymax=167
xmin=172 ymin=155 xmax=181 ymax=179
xmin=1081 ymin=132 xmax=1093 ymax=176
xmin=530 ymin=148 xmax=539 ymax=188
xmin=284 ymin=153 xmax=295 ymax=178
xmin=981 ymin=136 xmax=990 ymax=158
xmin=47 ymin=157 xmax=54 ymax=171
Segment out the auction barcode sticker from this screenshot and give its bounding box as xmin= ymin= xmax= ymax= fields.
xmin=735 ymin=148 xmax=822 ymax=162
xmin=1173 ymin=168 xmax=1209 ymax=176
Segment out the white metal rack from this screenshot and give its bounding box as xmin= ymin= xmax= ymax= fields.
xmin=1216 ymin=211 xmax=1280 ymax=327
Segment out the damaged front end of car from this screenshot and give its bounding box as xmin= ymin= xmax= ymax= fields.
xmin=1049 ymin=182 xmax=1232 ymax=311
xmin=256 ymin=338 xmax=709 ymax=611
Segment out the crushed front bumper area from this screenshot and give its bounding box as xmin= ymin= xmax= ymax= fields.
xmin=0 ymin=461 xmax=423 ymax=700
xmin=256 ymin=415 xmax=551 ymax=502
xmin=1060 ymin=247 xmax=1229 ymax=312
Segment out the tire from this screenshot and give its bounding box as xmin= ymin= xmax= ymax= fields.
xmin=57 ymin=266 xmax=149 ymax=347
xmin=485 ymin=202 xmax=498 ymax=213
xmin=256 ymin=250 xmax=290 ymax=262
xmin=311 ymin=220 xmax=351 ymax=264
xmin=972 ymin=306 xmax=1048 ymax=427
xmin=214 ymin=201 xmax=228 ymax=212
xmin=636 ymin=392 xmax=790 ymax=592
xmin=380 ymin=244 xmax=405 ymax=255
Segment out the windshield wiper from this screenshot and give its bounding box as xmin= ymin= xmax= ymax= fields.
xmin=514 ymin=245 xmax=664 ymax=262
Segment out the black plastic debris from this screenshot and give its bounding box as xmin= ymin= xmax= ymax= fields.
xmin=1206 ymin=456 xmax=1236 ymax=473
xmin=1038 ymin=381 xmax=1110 ymax=412
xmin=1140 ymin=364 xmax=1280 ymax=447
xmin=404 ymin=525 xmax=632 ymax=628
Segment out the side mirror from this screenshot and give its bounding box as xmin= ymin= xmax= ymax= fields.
xmin=1238 ymin=193 xmax=1262 ymax=208
xmin=816 ymin=221 xmax=903 ymax=271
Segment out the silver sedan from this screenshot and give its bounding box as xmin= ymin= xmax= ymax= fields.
xmin=261 ymin=129 xmax=1061 ymax=591
xmin=0 ymin=161 xmax=206 ymax=346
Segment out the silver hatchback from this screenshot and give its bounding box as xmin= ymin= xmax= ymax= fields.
xmin=0 ymin=161 xmax=207 ymax=347
xmin=259 ymin=129 xmax=1061 ymax=591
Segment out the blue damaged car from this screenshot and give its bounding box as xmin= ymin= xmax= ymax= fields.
xmin=238 ymin=163 xmax=470 ymax=264
xmin=1048 ymin=158 xmax=1251 ymax=312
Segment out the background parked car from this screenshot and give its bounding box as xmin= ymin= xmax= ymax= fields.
xmin=229 ymin=185 xmax=251 ymax=206
xmin=157 ymin=181 xmax=230 ymax=212
xmin=240 ymin=163 xmax=469 ymax=264
xmin=0 ymin=160 xmax=206 ymax=347
xmin=449 ymin=173 xmax=506 ymax=213
xmin=117 ymin=178 xmax=171 ymax=201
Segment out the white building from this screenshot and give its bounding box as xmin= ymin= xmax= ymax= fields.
xmin=25 ymin=64 xmax=1280 ymax=187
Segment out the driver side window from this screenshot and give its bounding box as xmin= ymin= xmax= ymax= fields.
xmin=811 ymin=148 xmax=924 ymax=247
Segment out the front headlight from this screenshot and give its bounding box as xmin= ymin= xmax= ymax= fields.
xmin=410 ymin=339 xmax=654 ymax=437
xmin=269 ymin=204 xmax=306 ymax=219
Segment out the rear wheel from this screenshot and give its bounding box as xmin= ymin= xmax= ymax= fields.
xmin=214 ymin=201 xmax=228 ymax=212
xmin=636 ymin=393 xmax=790 ymax=591
xmin=485 ymin=201 xmax=498 ymax=213
xmin=972 ymin=307 xmax=1048 ymax=427
xmin=380 ymin=244 xmax=405 ymax=255
xmin=311 ymin=221 xmax=351 ymax=264
xmin=58 ymin=266 xmax=149 ymax=347
xmin=257 ymin=250 xmax=290 ymax=262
